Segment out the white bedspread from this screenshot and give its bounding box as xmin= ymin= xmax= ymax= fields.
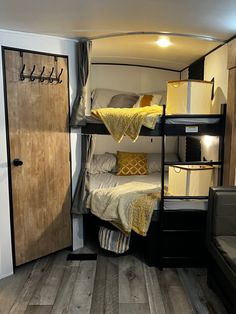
xmin=87 ymin=181 xmax=161 ymax=235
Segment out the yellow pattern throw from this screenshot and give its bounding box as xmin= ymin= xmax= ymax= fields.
xmin=91 ymin=105 xmax=163 ymax=142
xmin=131 ymin=192 xmax=161 ymax=236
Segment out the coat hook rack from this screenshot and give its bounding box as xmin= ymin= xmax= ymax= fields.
xmin=48 ymin=67 xmax=55 ymax=83
xmin=20 ymin=64 xmax=26 ymax=81
xmin=19 ymin=51 xmax=64 ymax=84
xmin=57 ymin=68 xmax=63 ymax=84
xmin=39 ymin=66 xmax=45 ymax=82
xmin=30 ymin=65 xmax=36 ymax=81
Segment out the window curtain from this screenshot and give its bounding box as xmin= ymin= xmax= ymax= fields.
xmin=72 ymin=135 xmax=95 ymax=214
xmin=70 ymin=40 xmax=92 ymax=126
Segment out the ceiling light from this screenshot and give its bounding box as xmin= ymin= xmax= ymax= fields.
xmin=156 ymin=37 xmax=172 ymax=47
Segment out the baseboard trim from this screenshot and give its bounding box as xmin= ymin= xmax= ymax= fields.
xmin=0 ymin=271 xmax=14 ymax=280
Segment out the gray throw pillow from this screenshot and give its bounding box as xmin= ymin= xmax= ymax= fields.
xmin=108 ymin=94 xmax=139 ymax=108
xmin=88 ymin=153 xmax=117 ymax=174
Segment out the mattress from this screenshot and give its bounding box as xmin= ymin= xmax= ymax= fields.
xmin=86 ymin=172 xmax=207 ymax=211
xmin=86 ymin=172 xmax=164 ymax=209
xmin=83 ymin=114 xmax=220 ymax=125
xmin=87 ymin=172 xmax=165 ymax=192
xmin=163 ymin=199 xmax=208 ymax=211
xmin=164 ymin=117 xmax=220 ymax=125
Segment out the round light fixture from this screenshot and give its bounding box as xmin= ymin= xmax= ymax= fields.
xmin=156 ymin=37 xmax=172 ymax=47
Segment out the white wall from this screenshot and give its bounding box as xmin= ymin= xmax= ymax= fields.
xmin=91 ymin=64 xmax=180 ymax=93
xmin=94 ymin=135 xmax=178 ymax=154
xmin=204 ymin=45 xmax=228 ymax=113
xmin=203 ymin=45 xmax=228 ymax=162
xmin=180 ymin=68 xmax=189 ymax=80
xmin=0 ymin=29 xmax=80 ymax=279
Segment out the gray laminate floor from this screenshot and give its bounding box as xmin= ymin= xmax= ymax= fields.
xmin=0 ymin=250 xmax=227 ymax=314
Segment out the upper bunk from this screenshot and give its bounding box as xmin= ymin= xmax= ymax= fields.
xmin=80 ymin=107 xmax=226 ymax=137
xmin=73 ymin=80 xmax=226 ymax=138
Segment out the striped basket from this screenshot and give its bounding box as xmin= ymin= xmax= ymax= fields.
xmin=98 ymin=226 xmax=131 ymax=254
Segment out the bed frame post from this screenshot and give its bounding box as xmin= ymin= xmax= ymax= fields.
xmin=219 ymin=103 xmax=226 ymax=185
xmin=157 ymin=104 xmax=166 ymax=269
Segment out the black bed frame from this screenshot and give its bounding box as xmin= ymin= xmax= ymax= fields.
xmin=81 ymin=105 xmax=225 ymax=137
xmin=77 ymin=104 xmax=226 ymax=268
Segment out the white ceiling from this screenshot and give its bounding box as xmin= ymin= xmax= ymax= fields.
xmin=0 ymin=0 xmax=235 ymax=70
xmin=92 ymin=35 xmax=219 ymax=70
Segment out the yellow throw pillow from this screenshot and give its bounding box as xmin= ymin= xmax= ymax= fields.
xmin=139 ymin=95 xmax=153 ymax=107
xmin=117 ymin=151 xmax=148 ymax=176
xmin=133 ymin=94 xmax=162 ymax=107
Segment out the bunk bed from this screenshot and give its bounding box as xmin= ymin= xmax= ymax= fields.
xmin=73 ymin=101 xmax=226 ymax=267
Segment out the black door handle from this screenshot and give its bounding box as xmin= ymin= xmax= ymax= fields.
xmin=13 ymin=159 xmax=23 ymax=167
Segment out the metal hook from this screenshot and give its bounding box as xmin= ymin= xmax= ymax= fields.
xmin=57 ymin=68 xmax=63 ymax=84
xmin=39 ymin=66 xmax=45 ymax=82
xmin=30 ymin=65 xmax=36 ymax=81
xmin=20 ymin=64 xmax=26 ymax=81
xmin=48 ymin=67 xmax=54 ymax=83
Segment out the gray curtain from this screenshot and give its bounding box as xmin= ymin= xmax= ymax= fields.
xmin=70 ymin=40 xmax=92 ymax=126
xmin=72 ymin=134 xmax=94 ymax=214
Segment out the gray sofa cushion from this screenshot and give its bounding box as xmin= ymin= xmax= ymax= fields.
xmin=215 ymin=236 xmax=236 ymax=273
xmin=208 ymin=239 xmax=236 ymax=291
xmin=212 ymin=192 xmax=236 ymax=236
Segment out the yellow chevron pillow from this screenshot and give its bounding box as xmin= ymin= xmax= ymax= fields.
xmin=117 ymin=151 xmax=148 ymax=176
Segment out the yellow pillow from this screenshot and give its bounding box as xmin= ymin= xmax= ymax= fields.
xmin=117 ymin=151 xmax=148 ymax=176
xmin=133 ymin=94 xmax=162 ymax=107
xmin=139 ymin=95 xmax=153 ymax=107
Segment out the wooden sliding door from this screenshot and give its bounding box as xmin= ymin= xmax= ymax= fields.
xmin=3 ymin=48 xmax=72 ymax=266
xmin=225 ymin=39 xmax=236 ymax=185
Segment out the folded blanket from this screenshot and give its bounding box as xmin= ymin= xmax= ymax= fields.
xmin=88 ymin=182 xmax=162 ymax=236
xmin=91 ymin=105 xmax=163 ymax=142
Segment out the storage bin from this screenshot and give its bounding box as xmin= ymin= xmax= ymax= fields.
xmin=168 ymin=165 xmax=214 ymax=196
xmin=166 ymin=80 xmax=215 ymax=114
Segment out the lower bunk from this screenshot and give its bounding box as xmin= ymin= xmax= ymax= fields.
xmin=71 ymin=131 xmax=218 ymax=267
xmin=84 ymin=170 xmax=208 ymax=267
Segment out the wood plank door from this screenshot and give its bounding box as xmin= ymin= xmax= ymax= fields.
xmin=3 ymin=49 xmax=72 ymax=266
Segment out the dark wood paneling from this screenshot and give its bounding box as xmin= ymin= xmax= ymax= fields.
xmin=224 ymin=41 xmax=236 ymax=184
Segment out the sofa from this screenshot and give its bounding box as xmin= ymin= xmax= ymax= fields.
xmin=206 ymin=187 xmax=236 ymax=313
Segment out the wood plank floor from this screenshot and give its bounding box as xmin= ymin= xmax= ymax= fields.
xmin=0 ymin=250 xmax=227 ymax=314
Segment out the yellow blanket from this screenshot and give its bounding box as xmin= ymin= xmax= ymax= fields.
xmin=91 ymin=105 xmax=163 ymax=142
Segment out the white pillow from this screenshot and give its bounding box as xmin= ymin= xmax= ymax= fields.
xmin=148 ymin=153 xmax=179 ymax=173
xmin=151 ymin=94 xmax=163 ymax=105
xmin=148 ymin=153 xmax=162 ymax=172
xmin=91 ymin=88 xmax=137 ymax=109
xmin=157 ymin=91 xmax=167 ymax=105
xmin=88 ymin=153 xmax=116 ymax=174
